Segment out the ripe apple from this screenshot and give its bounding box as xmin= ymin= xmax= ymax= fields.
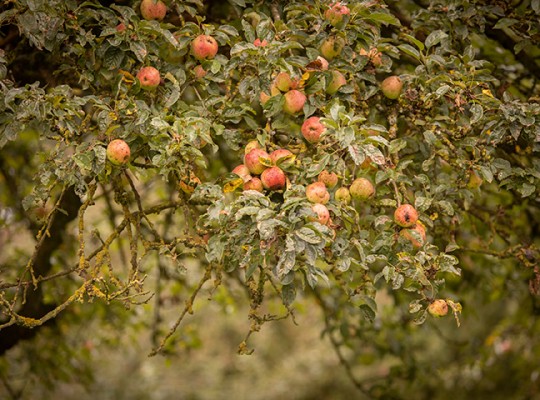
xmin=400 ymin=222 xmax=426 ymax=248
xmin=334 ymin=187 xmax=351 ymax=204
xmin=274 ymin=72 xmax=293 ymax=92
xmin=311 ymin=203 xmax=330 ymax=225
xmin=116 ymin=22 xmax=126 ymax=32
xmin=140 ymin=0 xmax=167 ymax=21
xmin=301 ymin=116 xmax=326 ymax=143
xmin=269 ymin=149 xmax=294 ymax=167
xmin=381 ymin=75 xmax=403 ymax=99
xmin=137 ymin=66 xmax=160 ymax=90
xmin=306 ymin=181 xmax=330 ymax=204
xmin=244 ymin=148 xmax=270 ymax=175
xmin=193 ymin=65 xmax=207 ymax=79
xmin=318 ymin=170 xmax=338 ymax=188
xmin=349 ymin=178 xmax=375 ymax=199
xmin=232 ymin=164 xmax=252 ymax=182
xmin=324 ymin=2 xmax=350 ymax=28
xmin=107 ymin=139 xmax=130 ymax=166
xmin=283 ymin=90 xmax=307 ymax=114
xmin=306 ymin=56 xmax=330 ymax=71
xmin=320 ymin=36 xmax=345 ymax=61
xmin=260 ymin=91 xmax=271 ymax=106
xmin=394 ymin=204 xmax=419 ymax=227
xmin=428 ymin=299 xmax=448 ymax=317
xmin=326 ymin=70 xmax=346 ymax=95
xmin=244 ymin=177 xmax=264 ymax=192
xmin=261 ymin=166 xmax=286 ymax=191
xmin=244 ymin=140 xmax=262 ymax=154
xmin=253 ymin=38 xmax=268 ymax=47
xmin=191 ymin=35 xmax=218 ymax=61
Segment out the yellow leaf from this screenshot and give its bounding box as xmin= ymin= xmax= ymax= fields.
xmin=223 ymin=178 xmax=244 ymax=193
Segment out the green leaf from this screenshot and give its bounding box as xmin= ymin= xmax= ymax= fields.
xmin=398 ymin=44 xmax=421 ymax=60
xmin=470 ymin=104 xmax=483 ymax=124
xmin=493 ymin=18 xmax=519 ymax=29
xmin=403 ymin=33 xmax=425 ymax=51
xmin=425 ymin=30 xmax=448 ymax=49
xmin=365 ymin=12 xmax=400 ymax=26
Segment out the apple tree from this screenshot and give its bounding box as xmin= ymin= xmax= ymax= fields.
xmin=0 ymin=0 xmax=539 ymax=397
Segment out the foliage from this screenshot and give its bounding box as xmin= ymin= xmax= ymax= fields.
xmin=0 ymin=0 xmax=539 ymax=398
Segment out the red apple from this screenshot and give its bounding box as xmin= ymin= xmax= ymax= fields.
xmin=349 ymin=178 xmax=375 ymax=199
xmin=137 ymin=66 xmax=160 ymax=90
xmin=261 ymin=166 xmax=286 ymax=191
xmin=140 ymin=0 xmax=167 ymax=21
xmin=400 ymin=222 xmax=426 ymax=248
xmin=269 ymin=149 xmax=294 ymax=167
xmin=394 ymin=204 xmax=419 ymax=227
xmin=318 ymin=170 xmax=338 ymax=188
xmin=116 ymin=22 xmax=126 ymax=32
xmin=306 ymin=181 xmax=330 ymax=204
xmin=311 ymin=203 xmax=330 ymax=225
xmin=301 ymin=116 xmax=326 ymax=143
xmin=244 ymin=148 xmax=270 ymax=175
xmin=381 ymin=75 xmax=403 ymax=99
xmin=283 ymin=90 xmax=306 ymax=114
xmin=191 ymin=35 xmax=218 ymax=61
xmin=107 ymin=139 xmax=130 ymax=166
xmin=243 ymin=177 xmax=264 ymax=192
xmin=232 ymin=164 xmax=252 ymax=182
xmin=326 ymin=70 xmax=346 ymax=95
xmin=324 ymin=2 xmax=350 ymax=27
xmin=194 ymin=65 xmax=207 ymax=79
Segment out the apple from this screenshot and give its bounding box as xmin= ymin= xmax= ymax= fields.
xmin=261 ymin=166 xmax=286 ymax=191
xmin=269 ymin=149 xmax=294 ymax=167
xmin=394 ymin=204 xmax=418 ymax=227
xmin=381 ymin=75 xmax=403 ymax=100
xmin=244 ymin=140 xmax=262 ymax=154
xmin=232 ymin=164 xmax=252 ymax=182
xmin=137 ymin=66 xmax=160 ymax=90
xmin=428 ymin=299 xmax=448 ymax=317
xmin=320 ymin=36 xmax=345 ymax=61
xmin=301 ymin=116 xmax=326 ymax=143
xmin=260 ymin=91 xmax=271 ymax=105
xmin=311 ymin=203 xmax=330 ymax=225
xmin=324 ymin=2 xmax=350 ymax=28
xmin=359 ymin=47 xmax=383 ymax=67
xmin=107 ymin=139 xmax=130 ymax=166
xmin=140 ymin=0 xmax=167 ymax=21
xmin=191 ymin=35 xmax=218 ymax=61
xmin=116 ymin=22 xmax=126 ymax=32
xmin=318 ymin=170 xmax=338 ymax=188
xmin=274 ymin=72 xmax=293 ymax=92
xmin=244 ymin=148 xmax=270 ymax=175
xmin=349 ymin=177 xmax=375 ymax=199
xmin=194 ymin=65 xmax=207 ymax=79
xmin=283 ymin=90 xmax=306 ymax=114
xmin=243 ymin=177 xmax=264 ymax=192
xmin=306 ymin=181 xmax=330 ymax=204
xmin=334 ymin=187 xmax=351 ymax=204
xmin=400 ymin=222 xmax=426 ymax=248
xmin=326 ymin=70 xmax=346 ymax=95
xmin=253 ymin=38 xmax=268 ymax=47
xmin=306 ymin=56 xmax=330 ymax=71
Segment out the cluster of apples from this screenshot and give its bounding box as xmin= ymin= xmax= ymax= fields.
xmin=394 ymin=204 xmax=426 ymax=248
xmin=231 ymin=141 xmax=294 ymax=193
